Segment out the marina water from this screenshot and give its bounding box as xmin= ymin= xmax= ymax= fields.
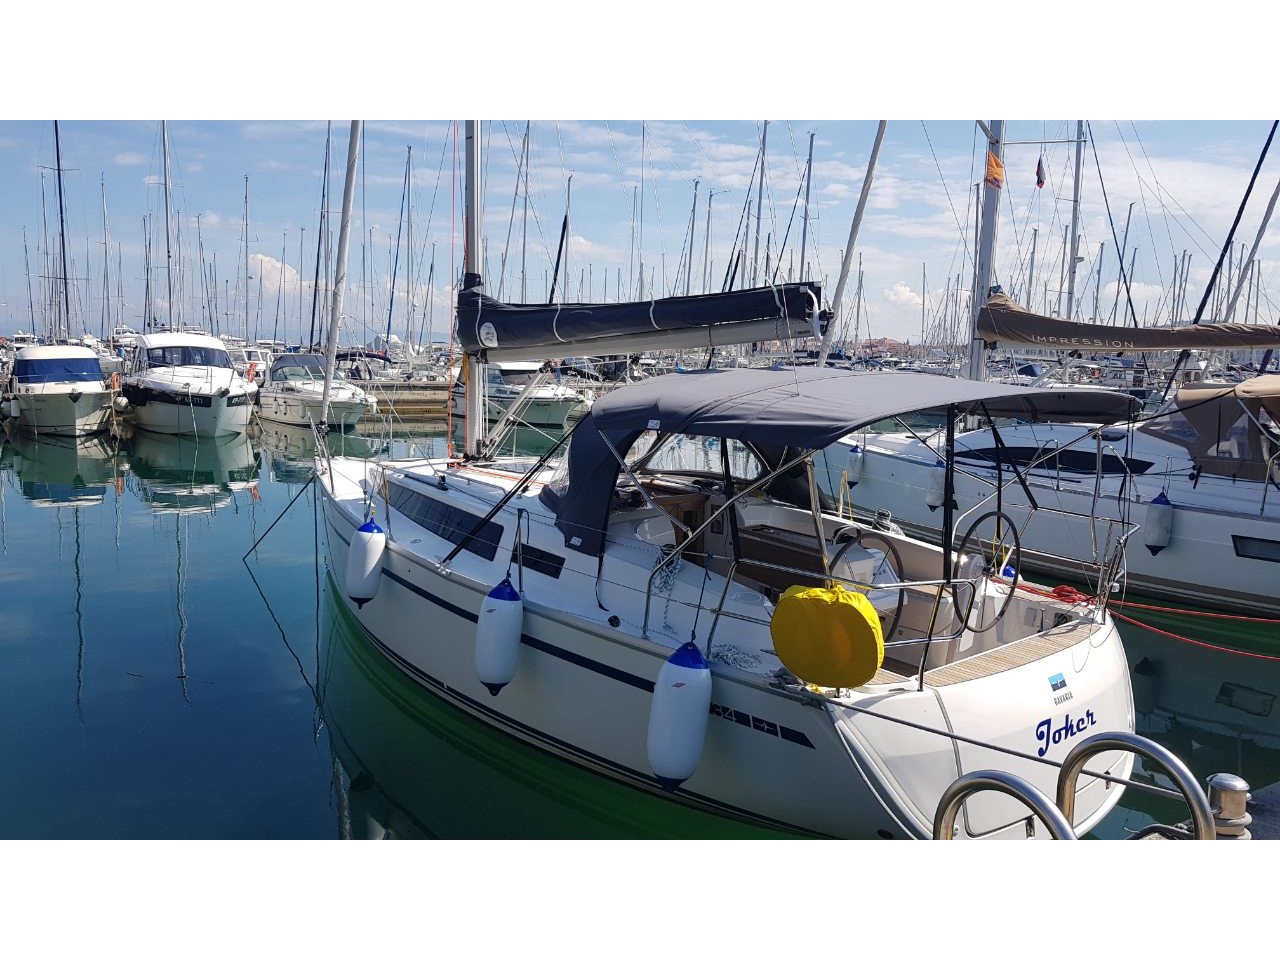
xmin=2 ymin=421 xmax=1277 ymax=839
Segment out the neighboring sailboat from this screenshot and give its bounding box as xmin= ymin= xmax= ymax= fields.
xmin=312 ymin=121 xmax=1147 ymax=839
xmin=820 ymin=295 xmax=1280 ymax=625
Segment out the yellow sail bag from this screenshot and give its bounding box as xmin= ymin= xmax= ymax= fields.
xmin=770 ymin=583 xmax=884 ymax=688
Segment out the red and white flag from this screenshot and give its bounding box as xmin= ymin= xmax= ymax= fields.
xmin=1036 ymin=156 xmax=1047 ymax=189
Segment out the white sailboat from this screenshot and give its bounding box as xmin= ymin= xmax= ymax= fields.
xmin=816 ymin=118 xmax=1280 ymax=624
xmin=310 ymin=121 xmax=1149 ymax=839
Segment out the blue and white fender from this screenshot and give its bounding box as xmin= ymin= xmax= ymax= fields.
xmin=475 ymin=577 xmax=524 ymax=696
xmin=646 ymin=641 xmax=713 ymax=791
xmin=925 ymin=458 xmax=947 ymax=511
xmin=1143 ymin=492 xmax=1173 ymax=556
xmin=345 ymin=515 xmax=386 ymax=608
xmin=845 ymin=442 xmax=864 ymax=487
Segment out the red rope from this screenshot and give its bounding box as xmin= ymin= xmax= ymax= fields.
xmin=1110 ymin=611 xmax=1280 ymax=662
xmin=1110 ymin=597 xmax=1280 ymax=624
xmin=1001 ymin=577 xmax=1280 ymax=660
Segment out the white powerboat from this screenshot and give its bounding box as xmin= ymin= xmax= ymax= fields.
xmin=120 ymin=332 xmax=257 ymax=437
xmin=451 ymin=360 xmax=591 ymax=429
xmin=257 ymin=352 xmax=376 ymax=429
xmin=4 ymin=344 xmax=114 ymax=437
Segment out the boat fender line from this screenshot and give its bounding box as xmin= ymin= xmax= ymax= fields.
xmin=647 ymin=641 xmax=713 ymax=791
xmin=770 ymin=583 xmax=883 ymax=688
xmin=845 ymin=442 xmax=863 ymax=487
xmin=1143 ymin=492 xmax=1173 ymax=556
xmin=345 ymin=512 xmax=386 ymax=608
xmin=475 ymin=577 xmax=524 ymax=696
xmin=925 ymin=459 xmax=946 ymax=511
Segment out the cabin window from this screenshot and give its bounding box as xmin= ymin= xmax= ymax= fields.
xmin=956 ymin=446 xmax=1153 ymax=476
xmin=1232 ymin=534 xmax=1280 ymax=564
xmin=387 ymin=481 xmax=504 ymax=561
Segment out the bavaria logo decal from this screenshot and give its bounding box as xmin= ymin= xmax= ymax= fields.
xmin=1049 ymin=673 xmax=1067 ymax=692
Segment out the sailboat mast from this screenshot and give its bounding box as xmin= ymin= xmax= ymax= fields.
xmin=463 ymin=120 xmax=485 ymax=459
xmin=685 ymin=179 xmax=699 ymax=297
xmin=1064 ymin=120 xmax=1085 ymax=320
xmin=819 ymin=120 xmax=887 ymax=366
xmin=309 ymin=122 xmax=332 ymax=348
xmin=1222 ymin=172 xmax=1280 ymax=323
xmin=101 ymin=177 xmax=112 ymax=337
xmin=968 ymin=119 xmax=1004 ymax=382
xmin=751 ymin=120 xmax=768 ymax=286
xmin=798 ymin=131 xmax=814 ymax=283
xmin=162 ymin=120 xmax=174 ymax=330
xmin=243 ymin=174 xmax=251 ymax=340
xmin=321 ymin=121 xmax=362 ymax=428
xmin=54 ymin=121 xmax=73 ymax=339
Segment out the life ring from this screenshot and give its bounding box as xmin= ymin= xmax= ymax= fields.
xmin=109 ymin=371 xmax=121 ymax=391
xmin=245 ymin=362 xmax=257 ymax=382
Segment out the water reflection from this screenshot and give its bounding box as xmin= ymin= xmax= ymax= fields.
xmin=7 ymin=431 xmax=123 ymax=508
xmin=127 ymin=430 xmax=259 ymax=514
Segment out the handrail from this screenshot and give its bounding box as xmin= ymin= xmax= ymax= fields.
xmin=933 ymin=770 xmax=1077 ymax=839
xmin=1056 ymin=731 xmax=1216 ymax=840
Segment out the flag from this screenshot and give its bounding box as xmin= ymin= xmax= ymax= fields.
xmin=985 ymin=149 xmax=1004 ymax=190
xmin=1036 ymin=156 xmax=1047 ymax=189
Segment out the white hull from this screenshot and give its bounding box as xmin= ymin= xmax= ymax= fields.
xmin=819 ymin=427 xmax=1280 ymax=617
xmin=257 ymin=385 xmax=372 ymax=429
xmin=11 ymin=385 xmax=113 ymax=437
xmin=318 ymin=456 xmax=1134 ymax=838
xmin=128 ymin=390 xmax=253 ymax=437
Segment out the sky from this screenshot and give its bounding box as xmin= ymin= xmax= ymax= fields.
xmin=4 ymin=7 xmax=1279 ymax=358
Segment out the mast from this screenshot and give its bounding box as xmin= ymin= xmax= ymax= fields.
xmin=521 ymin=122 xmax=530 ymax=302
xmin=243 ymin=174 xmax=251 ymax=339
xmin=819 ymin=120 xmax=887 ymax=366
xmin=100 ymin=176 xmax=111 ymax=337
xmin=463 ymin=120 xmax=485 ymax=459
xmin=54 ymin=121 xmax=73 ymax=339
xmin=685 ymin=179 xmax=699 ymax=297
xmin=321 ymin=121 xmax=361 ymax=428
xmin=702 ymin=190 xmax=713 ymax=294
xmin=751 ymin=120 xmax=768 ymax=286
xmin=309 ymin=122 xmax=332 ymax=348
xmin=162 ymin=120 xmax=174 ymax=330
xmin=1222 ymin=172 xmax=1280 ymax=324
xmin=1064 ymin=120 xmax=1085 ymax=320
xmin=967 ymin=119 xmax=1004 ymax=382
xmin=1027 ymin=227 xmax=1038 ymax=309
xmin=798 ymin=131 xmax=815 ymax=283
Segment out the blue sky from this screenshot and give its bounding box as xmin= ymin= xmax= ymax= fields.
xmin=5 ymin=8 xmax=1277 ymax=351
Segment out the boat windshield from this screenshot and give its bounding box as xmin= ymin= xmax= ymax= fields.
xmin=272 ymin=355 xmax=344 ymax=381
xmin=627 ymin=431 xmax=767 ymax=484
xmin=147 ymin=346 xmax=231 ymax=369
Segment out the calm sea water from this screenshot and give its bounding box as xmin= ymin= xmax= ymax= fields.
xmin=2 ymin=419 xmax=1277 ymax=839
